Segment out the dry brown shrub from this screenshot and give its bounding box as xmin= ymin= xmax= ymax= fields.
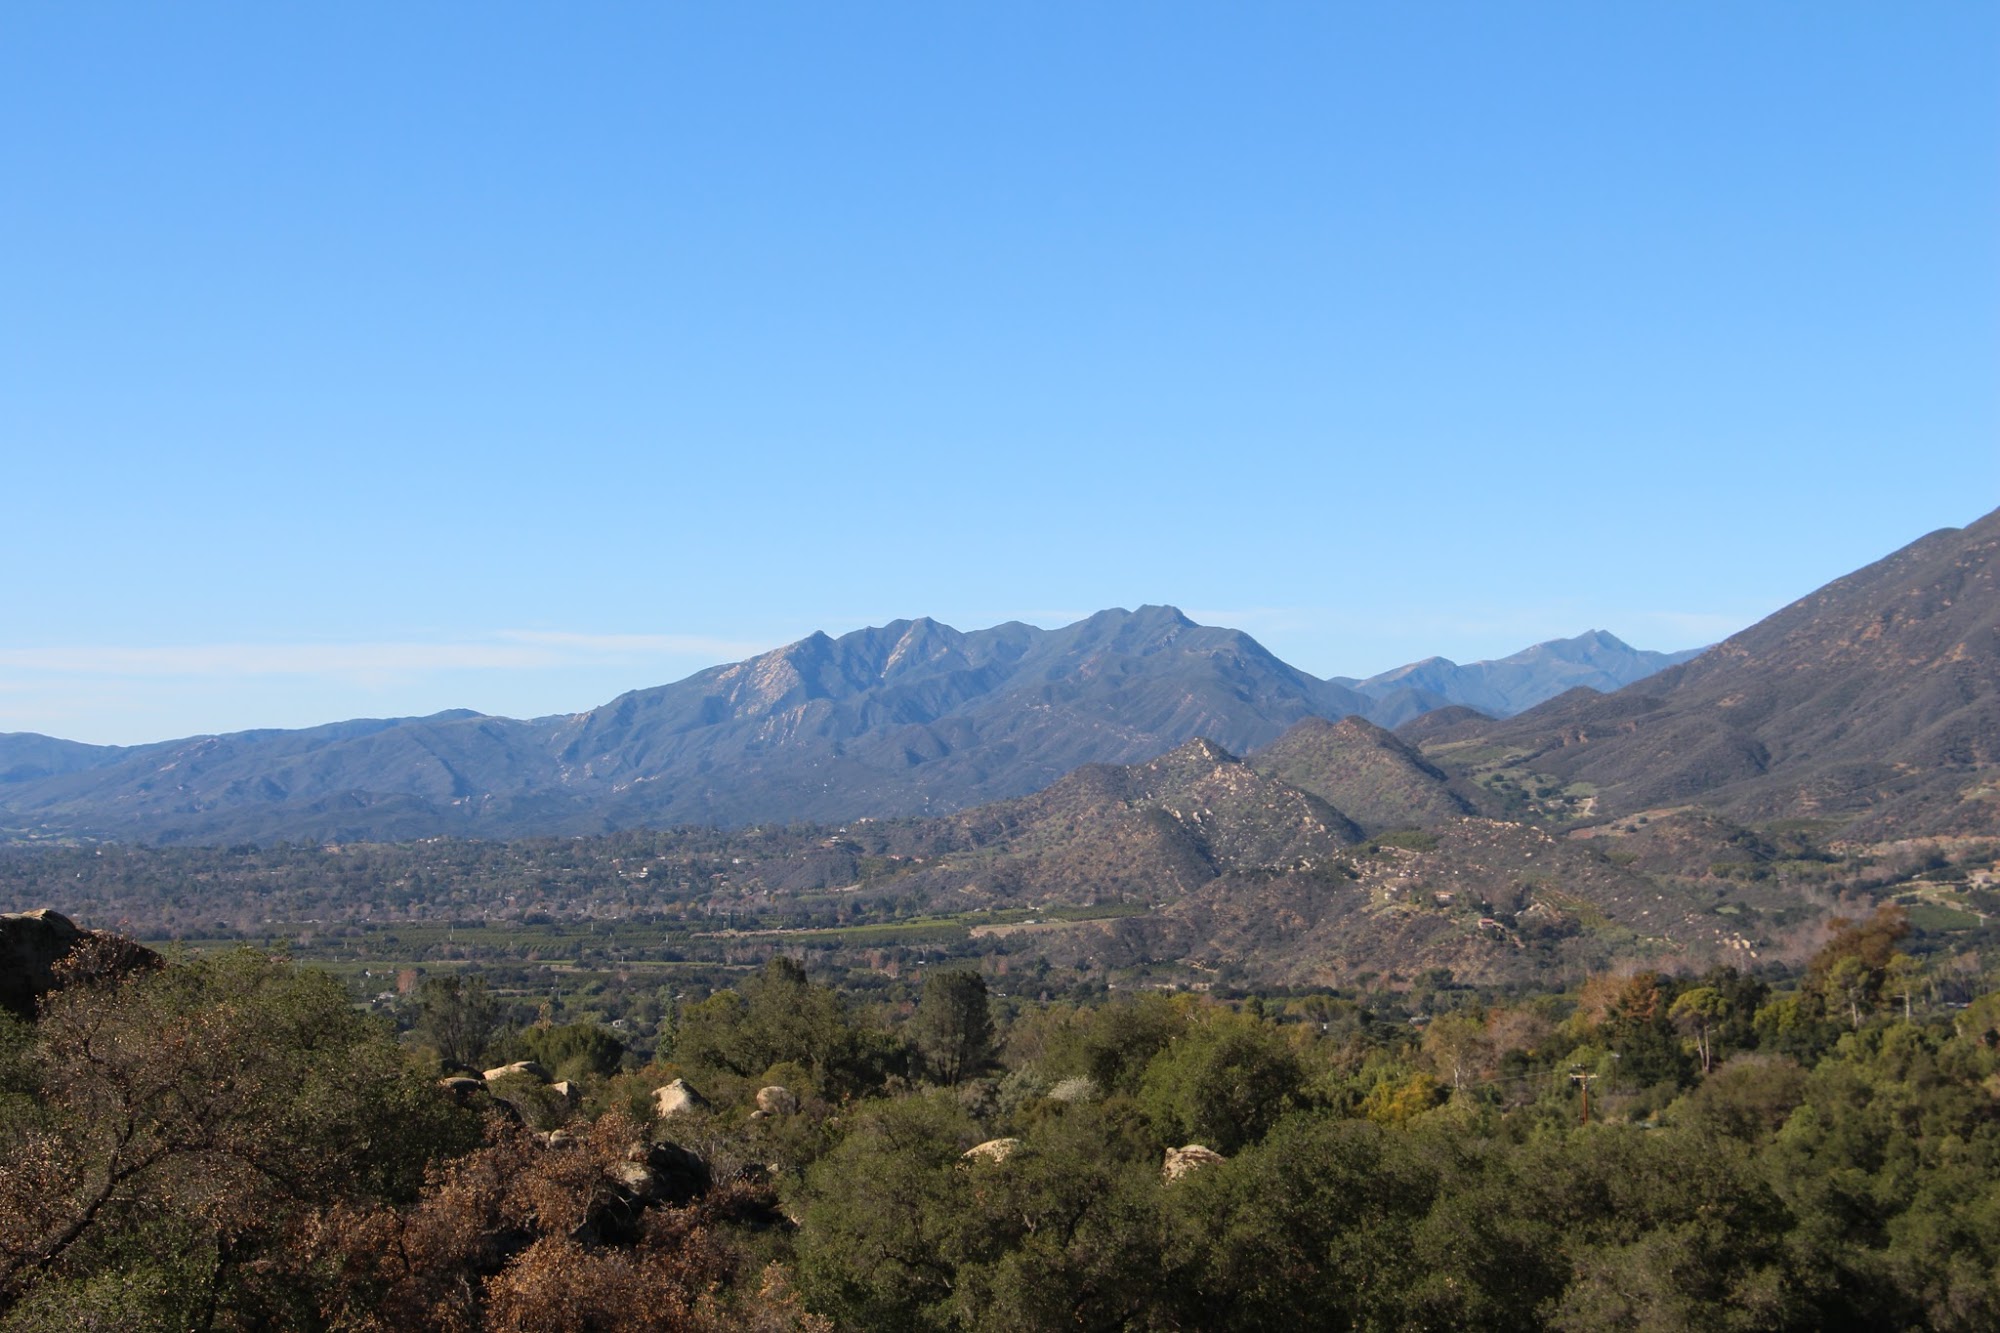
xmin=304 ymin=1112 xmax=752 ymax=1332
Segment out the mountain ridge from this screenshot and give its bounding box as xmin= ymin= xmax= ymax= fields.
xmin=1413 ymin=508 xmax=2000 ymax=836
xmin=1336 ymin=630 xmax=1706 ymax=727
xmin=0 ymin=613 xmax=1696 ymax=844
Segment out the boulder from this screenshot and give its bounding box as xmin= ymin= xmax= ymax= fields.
xmin=625 ymin=1139 xmax=710 ymax=1204
xmin=437 ymin=1076 xmax=486 ymax=1103
xmin=653 ymin=1077 xmax=709 ymax=1117
xmin=0 ymin=911 xmax=160 ymax=1018
xmin=1163 ymin=1144 xmax=1226 ymax=1182
xmin=589 ymin=1143 xmax=719 ymax=1241
xmin=608 ymin=1159 xmax=663 ymax=1201
xmin=551 ymin=1080 xmax=582 ymax=1105
xmin=0 ymin=909 xmax=82 ymax=1018
xmin=962 ymin=1137 xmax=1022 ymax=1165
xmin=754 ymin=1085 xmax=799 ymax=1116
xmin=483 ymin=1060 xmax=552 ymax=1083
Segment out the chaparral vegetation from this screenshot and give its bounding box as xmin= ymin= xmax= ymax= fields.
xmin=4 ymin=899 xmax=2000 ymax=1332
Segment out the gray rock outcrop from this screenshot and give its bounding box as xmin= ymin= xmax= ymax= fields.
xmin=653 ymin=1077 xmax=709 ymax=1117
xmin=1163 ymin=1144 xmax=1226 ymax=1182
xmin=0 ymin=909 xmax=82 ymax=1018
xmin=618 ymin=1140 xmax=710 ymax=1205
xmin=483 ymin=1060 xmax=552 ymax=1083
xmin=0 ymin=909 xmax=159 ymax=1018
xmin=962 ymin=1137 xmax=1021 ymax=1164
xmin=753 ymin=1085 xmax=799 ymax=1117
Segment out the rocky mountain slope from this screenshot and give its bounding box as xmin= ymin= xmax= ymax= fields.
xmin=1415 ymin=507 xmax=2000 ymax=837
xmin=0 ymin=611 xmax=1693 ymax=845
xmin=1248 ymin=716 xmax=1480 ymax=834
xmin=5 ymin=718 xmax=1862 ymax=990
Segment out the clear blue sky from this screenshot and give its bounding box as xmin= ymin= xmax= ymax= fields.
xmin=4 ymin=4 xmax=1995 ymax=745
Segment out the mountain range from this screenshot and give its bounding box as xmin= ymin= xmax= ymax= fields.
xmin=8 ymin=507 xmax=1995 ymax=987
xmin=6 ymin=506 xmax=1993 ymax=852
xmin=0 ymin=621 xmax=1693 ymax=845
xmin=1336 ymin=630 xmax=1702 ymax=727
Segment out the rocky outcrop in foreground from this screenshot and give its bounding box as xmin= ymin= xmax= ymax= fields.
xmin=0 ymin=908 xmax=160 ymax=1018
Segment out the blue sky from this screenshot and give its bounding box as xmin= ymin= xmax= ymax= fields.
xmin=4 ymin=4 xmax=1995 ymax=745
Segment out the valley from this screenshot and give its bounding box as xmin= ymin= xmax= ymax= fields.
xmin=6 ymin=508 xmax=1996 ymax=1004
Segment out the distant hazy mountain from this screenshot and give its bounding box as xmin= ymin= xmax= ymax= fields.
xmin=1335 ymin=631 xmax=1706 ymax=727
xmin=0 ymin=609 xmax=1697 ymax=844
xmin=1414 ymin=507 xmax=2000 ymax=837
xmin=549 ymin=606 xmax=1373 ymax=828
xmin=0 ymin=734 xmax=133 ymax=785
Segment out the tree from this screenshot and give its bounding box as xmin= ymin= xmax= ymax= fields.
xmin=1602 ymin=972 xmax=1691 ymax=1088
xmin=1159 ymin=1114 xmax=1449 ymax=1331
xmin=1807 ymin=905 xmax=1912 ymax=1030
xmin=414 ymin=973 xmax=500 ymax=1069
xmin=794 ymin=1093 xmax=981 ymax=1328
xmin=1009 ymin=994 xmax=1187 ymax=1096
xmin=1138 ymin=1010 xmax=1304 ymax=1153
xmin=739 ymin=956 xmax=853 ymax=1080
xmin=669 ymin=959 xmax=874 ymax=1093
xmin=912 ymin=971 xmax=994 ymax=1086
xmin=1668 ymin=987 xmax=1729 ymax=1074
xmin=1359 ymin=1071 xmax=1445 ymax=1126
xmin=1825 ymin=955 xmax=1876 ymax=1031
xmin=1884 ymin=953 xmax=1926 ymax=1023
xmin=0 ymin=944 xmax=477 ymax=1325
xmin=671 ymin=989 xmax=751 ymax=1073
xmin=1423 ymin=1012 xmax=1492 ymax=1095
xmin=517 ymin=1021 xmax=625 ymax=1081
xmin=1520 ymin=1127 xmax=1801 ymax=1332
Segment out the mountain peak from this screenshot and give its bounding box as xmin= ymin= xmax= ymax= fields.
xmin=1250 ymin=713 xmax=1475 ymax=833
xmin=1158 ymin=736 xmax=1236 ymax=765
xmin=1354 ymin=628 xmax=1703 ymax=725
xmin=1081 ymin=604 xmax=1195 ymax=630
xmin=1134 ymin=603 xmax=1194 ymax=626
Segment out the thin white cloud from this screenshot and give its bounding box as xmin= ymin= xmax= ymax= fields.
xmin=495 ymin=630 xmax=764 ymax=655
xmin=0 ymin=631 xmax=764 ymax=680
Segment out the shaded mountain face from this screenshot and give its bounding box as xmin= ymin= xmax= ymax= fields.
xmin=1392 ymin=705 xmax=1493 ymax=746
xmin=1417 ymin=507 xmax=2000 ymax=836
xmin=0 ymin=608 xmax=1695 ymax=845
xmin=0 ymin=734 xmax=135 ymax=786
xmin=555 ymin=607 xmax=1375 ymax=828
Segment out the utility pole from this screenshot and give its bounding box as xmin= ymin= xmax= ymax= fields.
xmin=1569 ymin=1065 xmax=1598 ymax=1125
